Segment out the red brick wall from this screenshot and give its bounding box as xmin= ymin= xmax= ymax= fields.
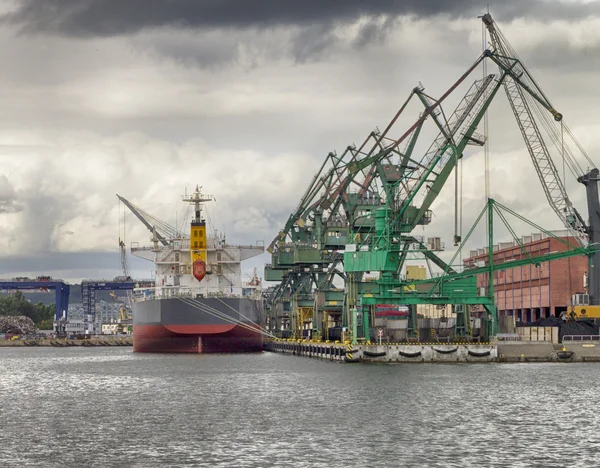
xmin=464 ymin=236 xmax=587 ymax=320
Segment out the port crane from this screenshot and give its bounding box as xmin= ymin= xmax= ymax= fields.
xmin=116 ymin=194 xmax=187 ymax=247
xmin=265 ymin=15 xmax=600 ymax=343
xmin=482 ymin=13 xmax=600 ymax=314
xmin=266 ymin=61 xmax=501 ymax=339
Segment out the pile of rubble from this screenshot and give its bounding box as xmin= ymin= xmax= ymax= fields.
xmin=0 ymin=316 xmax=38 ymax=335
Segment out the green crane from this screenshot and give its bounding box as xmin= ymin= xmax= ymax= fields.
xmin=267 ymin=16 xmax=599 ymax=343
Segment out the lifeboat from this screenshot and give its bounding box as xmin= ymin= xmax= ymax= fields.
xmin=193 ymin=259 xmax=206 ymax=282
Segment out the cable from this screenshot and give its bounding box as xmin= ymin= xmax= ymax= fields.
xmin=215 ymin=296 xmax=268 ymax=333
xmin=562 ymin=122 xmax=567 ymax=194
xmin=460 ymin=156 xmax=463 ymax=266
xmin=497 ymin=25 xmax=588 ymax=180
xmin=178 ymin=297 xmax=276 ymax=338
xmin=483 ymin=19 xmax=490 ymax=202
xmin=562 ymin=122 xmax=574 ymax=306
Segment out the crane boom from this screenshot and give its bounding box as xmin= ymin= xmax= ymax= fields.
xmin=482 ymin=13 xmax=587 ymax=239
xmin=117 ymin=194 xmax=177 ymax=246
xmin=483 ymin=13 xmax=600 ymax=306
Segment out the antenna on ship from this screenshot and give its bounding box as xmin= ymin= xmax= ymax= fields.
xmin=182 ymin=185 xmax=213 ymax=223
xmin=183 ymin=185 xmax=214 ymax=284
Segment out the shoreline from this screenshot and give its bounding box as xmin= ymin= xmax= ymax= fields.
xmin=0 ymin=337 xmax=133 ymax=347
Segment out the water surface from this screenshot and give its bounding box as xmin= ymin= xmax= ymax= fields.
xmin=0 ymin=347 xmax=597 ymax=467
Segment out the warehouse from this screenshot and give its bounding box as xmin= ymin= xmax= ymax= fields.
xmin=464 ymin=231 xmax=586 ymax=323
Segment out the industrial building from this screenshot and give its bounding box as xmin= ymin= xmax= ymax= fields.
xmin=464 ymin=231 xmax=587 ymax=323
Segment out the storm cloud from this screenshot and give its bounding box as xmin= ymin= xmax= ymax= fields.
xmin=0 ymin=0 xmax=598 ymax=282
xmin=2 ymin=0 xmax=598 ymax=38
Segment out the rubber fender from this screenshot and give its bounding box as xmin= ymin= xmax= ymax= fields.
xmin=398 ymin=350 xmax=422 ymax=358
xmin=432 ymin=347 xmax=459 ymax=354
xmin=363 ymin=350 xmax=387 ymax=357
xmin=557 ymin=351 xmax=574 ymax=359
xmin=344 ymin=356 xmax=361 ymax=363
xmin=467 ymin=349 xmax=491 ymax=357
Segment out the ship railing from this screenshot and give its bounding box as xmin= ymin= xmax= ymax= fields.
xmin=132 ymin=286 xmax=194 ymax=301
xmin=130 ymin=246 xmax=155 ymax=253
xmin=132 ymin=286 xmax=248 ymax=301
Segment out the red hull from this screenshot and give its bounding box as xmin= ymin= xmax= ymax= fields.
xmin=133 ymin=324 xmax=264 ymax=353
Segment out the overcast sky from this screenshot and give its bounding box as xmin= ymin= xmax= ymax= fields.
xmin=0 ymin=0 xmax=599 ymax=283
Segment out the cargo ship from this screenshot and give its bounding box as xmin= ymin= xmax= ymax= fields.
xmin=130 ymin=186 xmax=266 ymax=353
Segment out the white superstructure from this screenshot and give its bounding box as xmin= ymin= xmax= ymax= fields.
xmin=122 ymin=185 xmax=264 ymax=298
xmin=131 ymin=235 xmax=264 ymax=296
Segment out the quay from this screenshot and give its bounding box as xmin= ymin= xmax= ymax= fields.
xmin=265 ymin=340 xmax=600 ymax=363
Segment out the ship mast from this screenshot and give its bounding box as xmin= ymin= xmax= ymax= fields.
xmin=182 ymin=185 xmax=213 ymax=223
xmin=183 ymin=186 xmax=214 ymax=282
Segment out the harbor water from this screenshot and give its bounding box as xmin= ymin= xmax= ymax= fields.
xmin=1 ymin=347 xmax=599 ymax=467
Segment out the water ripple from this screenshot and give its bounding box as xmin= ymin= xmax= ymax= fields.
xmin=1 ymin=349 xmax=599 ymax=467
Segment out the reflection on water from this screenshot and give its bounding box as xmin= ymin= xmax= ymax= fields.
xmin=1 ymin=347 xmax=599 ymax=467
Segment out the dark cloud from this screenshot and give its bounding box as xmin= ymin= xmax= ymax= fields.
xmin=135 ymin=31 xmax=242 ymax=69
xmin=290 ymin=23 xmax=338 ymax=63
xmin=135 ymin=24 xmax=337 ymax=68
xmin=2 ymin=0 xmax=597 ymax=38
xmin=353 ymin=16 xmax=398 ymax=48
xmin=522 ymin=36 xmax=600 ymax=73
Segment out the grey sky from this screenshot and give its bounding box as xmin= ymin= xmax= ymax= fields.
xmin=0 ymin=0 xmax=597 ymax=282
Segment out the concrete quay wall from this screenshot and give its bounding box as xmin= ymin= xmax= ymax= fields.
xmin=265 ymin=341 xmax=496 ymax=363
xmin=267 ymin=340 xmax=600 ymax=363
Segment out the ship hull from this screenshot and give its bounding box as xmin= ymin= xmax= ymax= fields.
xmin=133 ymin=296 xmax=264 ymax=353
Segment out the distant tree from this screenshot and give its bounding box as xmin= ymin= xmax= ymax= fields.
xmin=38 ymin=319 xmax=54 ymax=330
xmin=0 ymin=293 xmax=55 ymax=326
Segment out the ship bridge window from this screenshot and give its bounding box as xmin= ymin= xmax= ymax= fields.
xmin=175 ymin=253 xmax=180 ymax=262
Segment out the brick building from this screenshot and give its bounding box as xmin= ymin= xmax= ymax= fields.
xmin=464 ymin=231 xmax=587 ymax=323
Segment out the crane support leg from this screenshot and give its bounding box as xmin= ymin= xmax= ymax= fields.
xmin=579 ymin=168 xmax=600 ymax=304
xmin=362 ymin=306 xmax=370 ymax=342
xmin=407 ymin=304 xmax=418 ymax=341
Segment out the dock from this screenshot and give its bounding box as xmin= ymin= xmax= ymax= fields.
xmin=265 ymin=340 xmax=600 ymax=363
